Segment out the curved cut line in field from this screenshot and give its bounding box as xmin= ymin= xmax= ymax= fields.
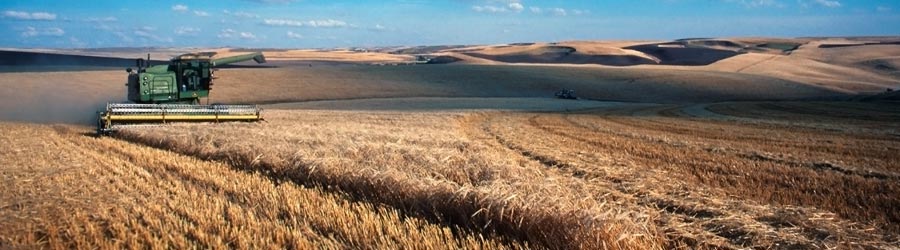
xmin=571 ymin=106 xmax=898 ymax=229
xmin=483 ymin=114 xmax=808 ymax=248
xmin=701 ymin=102 xmax=900 ymax=137
xmin=457 ymin=114 xmax=759 ymax=249
xmin=115 ymin=111 xmax=666 ymax=250
xmin=473 ymin=102 xmax=898 ymax=248
xmin=586 ymin=107 xmax=900 ymax=179
xmin=0 ymin=123 xmax=520 ymax=249
xmin=15 ymin=98 xmax=894 ymax=249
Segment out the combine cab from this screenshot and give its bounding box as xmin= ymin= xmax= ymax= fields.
xmin=97 ymin=52 xmax=266 ymax=134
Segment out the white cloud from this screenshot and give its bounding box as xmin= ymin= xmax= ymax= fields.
xmin=29 ymin=12 xmax=56 ymax=20
xmin=726 ymin=0 xmax=782 ymax=8
xmin=877 ymin=6 xmax=891 ymax=12
xmin=172 ymin=4 xmax=189 ymax=12
xmin=175 ymin=26 xmax=200 ymax=35
xmin=239 ymin=32 xmax=256 ymax=39
xmin=21 ymin=26 xmax=64 ymax=37
xmin=5 ymin=11 xmax=33 ymax=19
xmin=47 ymin=27 xmax=65 ymax=36
xmin=69 ymin=37 xmax=86 ymax=47
xmin=262 ymin=19 xmax=348 ymax=28
xmin=219 ymin=29 xmax=258 ymax=40
xmin=86 ymin=16 xmax=117 ymax=22
xmin=263 ymin=19 xmax=300 ymax=26
xmin=93 ymin=23 xmax=114 ymax=31
xmin=193 ymin=10 xmax=210 ymax=17
xmin=218 ymin=28 xmax=237 ymax=38
xmin=508 ymin=3 xmax=524 ymax=12
xmin=527 ymin=6 xmax=586 ymax=17
xmin=113 ymin=31 xmax=133 ymax=42
xmin=473 ymin=5 xmax=509 ymax=13
xmin=812 ymin=0 xmax=840 ymax=7
xmin=286 ymin=31 xmax=303 ymax=39
xmin=223 ymin=10 xmax=258 ymax=18
xmin=572 ymin=9 xmax=590 ymax=15
xmin=3 ymin=10 xmax=57 ymax=21
xmin=243 ymin=0 xmax=295 ymax=3
xmin=306 ymin=19 xmax=348 ymax=27
xmin=134 ymin=29 xmax=173 ymax=43
xmin=550 ymin=8 xmax=567 ymax=16
xmin=134 ymin=30 xmax=152 ymax=38
xmin=374 ymin=24 xmax=386 ymax=30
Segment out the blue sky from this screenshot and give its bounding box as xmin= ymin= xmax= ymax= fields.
xmin=0 ymin=0 xmax=897 ymax=48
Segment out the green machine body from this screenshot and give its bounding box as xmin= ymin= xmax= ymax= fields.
xmin=126 ymin=52 xmax=266 ymax=104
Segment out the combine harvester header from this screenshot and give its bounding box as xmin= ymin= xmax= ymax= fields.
xmin=97 ymin=52 xmax=266 ymax=134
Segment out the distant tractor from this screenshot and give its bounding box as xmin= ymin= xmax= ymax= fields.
xmin=555 ymin=89 xmax=578 ymax=100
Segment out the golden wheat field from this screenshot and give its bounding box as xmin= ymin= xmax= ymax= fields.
xmin=0 ymin=122 xmax=525 ymax=249
xmin=2 ymin=38 xmax=900 ymax=249
xmin=5 ymin=97 xmax=892 ymax=249
xmin=100 ymin=99 xmax=896 ymax=250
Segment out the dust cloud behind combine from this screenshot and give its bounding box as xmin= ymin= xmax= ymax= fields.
xmin=0 ymin=70 xmax=125 ymax=125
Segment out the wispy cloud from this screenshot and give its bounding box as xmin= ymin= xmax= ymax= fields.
xmin=112 ymin=31 xmax=133 ymax=43
xmin=219 ymin=29 xmax=258 ymax=40
xmin=725 ymin=0 xmax=783 ymax=8
xmin=549 ymin=8 xmax=567 ymax=16
xmin=85 ymin=16 xmax=117 ymax=22
xmin=175 ymin=26 xmax=200 ymax=36
xmin=223 ymin=10 xmax=259 ymax=19
xmin=240 ymin=32 xmax=256 ymax=39
xmin=171 ymin=4 xmax=189 ymax=13
xmin=68 ymin=37 xmax=86 ymax=47
xmin=3 ymin=10 xmax=57 ymax=21
xmin=525 ymin=6 xmax=587 ymax=16
xmin=797 ymin=0 xmax=841 ymax=8
xmin=21 ymin=26 xmax=64 ymax=37
xmin=193 ymin=10 xmax=210 ymax=17
xmin=508 ymin=3 xmax=524 ymax=12
xmin=133 ymin=26 xmax=172 ymax=42
xmin=472 ymin=5 xmax=508 ymax=13
xmin=286 ymin=31 xmax=303 ymax=39
xmin=242 ymin=0 xmax=295 ymax=3
xmin=812 ymin=0 xmax=840 ymax=8
xmin=876 ymin=6 xmax=891 ymax=12
xmin=473 ymin=1 xmax=525 ymax=13
xmin=262 ymin=19 xmax=349 ymax=28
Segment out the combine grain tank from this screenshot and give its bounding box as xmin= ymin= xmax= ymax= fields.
xmin=97 ymin=52 xmax=266 ymax=134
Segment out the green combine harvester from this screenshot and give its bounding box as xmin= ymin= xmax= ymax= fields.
xmin=97 ymin=52 xmax=266 ymax=135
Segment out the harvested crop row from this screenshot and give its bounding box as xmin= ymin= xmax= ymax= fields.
xmin=117 ymin=110 xmax=665 ymax=250
xmin=703 ymin=102 xmax=900 ymax=135
xmin=0 ymin=123 xmax=518 ymax=249
xmin=482 ymin=113 xmax=813 ymax=248
xmin=586 ymin=105 xmax=900 ymax=174
xmin=562 ymin=106 xmax=900 ymax=231
xmin=481 ymin=104 xmax=897 ymax=248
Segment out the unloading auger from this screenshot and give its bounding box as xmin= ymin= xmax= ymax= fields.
xmin=97 ymin=52 xmax=266 ymax=135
